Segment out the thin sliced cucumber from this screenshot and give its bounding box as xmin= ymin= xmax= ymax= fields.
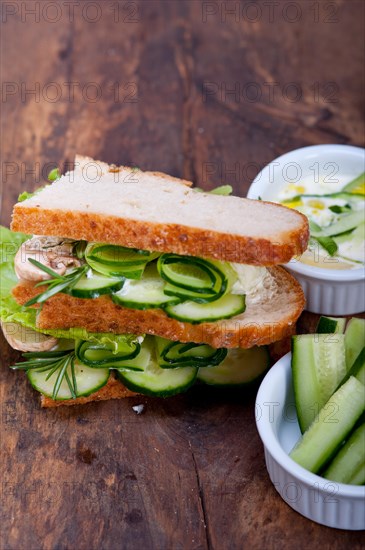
xmin=111 ymin=264 xmax=180 ymax=309
xmin=283 ymin=192 xmax=364 ymax=203
xmin=75 ymin=338 xmax=141 ymax=368
xmin=312 ymin=235 xmax=337 ymax=256
xmin=157 ymin=254 xmax=232 ymax=303
xmin=342 ymin=172 xmax=365 ymax=194
xmin=197 ymin=346 xmax=269 ymax=386
xmin=316 ymin=316 xmax=346 ymax=334
xmin=289 ymin=376 xmax=365 ymax=474
xmin=85 ymin=243 xmax=158 ymax=279
xmin=322 ymin=423 xmax=365 ymax=484
xmin=165 ymin=293 xmax=245 ymax=324
xmin=309 ymin=221 xmax=338 ymax=256
xmin=113 ymin=340 xmax=153 ymax=372
xmin=68 ymin=271 xmax=124 ymax=299
xmin=334 ymin=222 xmax=365 ymax=264
xmin=156 ymin=337 xmax=227 ymax=369
xmin=345 ymin=318 xmax=365 ymax=370
xmin=116 ymin=338 xmax=197 ymax=397
xmin=328 ymin=204 xmax=352 ymax=214
xmin=158 ymin=256 xmax=217 ymax=290
xmin=310 ymin=210 xmax=364 ymax=238
xmin=86 ymin=243 xmax=155 ymax=266
xmin=292 ymin=334 xmax=347 ymax=433
xmin=27 ymin=359 xmax=109 ymax=400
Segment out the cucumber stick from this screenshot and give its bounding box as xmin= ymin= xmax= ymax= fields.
xmin=348 ymin=463 xmax=365 ymax=485
xmin=316 ymin=316 xmax=346 ymax=334
xmin=322 ymin=423 xmax=365 ymax=484
xmin=292 ymin=334 xmax=347 ymax=433
xmin=345 ymin=318 xmax=365 ymax=370
xmin=337 ymin=347 xmax=365 ymax=388
xmin=289 ymin=376 xmax=365 ymax=474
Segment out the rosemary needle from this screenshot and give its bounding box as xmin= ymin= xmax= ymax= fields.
xmin=24 ymin=259 xmax=88 ymax=307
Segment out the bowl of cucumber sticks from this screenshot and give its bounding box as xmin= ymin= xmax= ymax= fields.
xmin=255 ymin=315 xmax=365 ymax=530
xmin=247 ymin=144 xmax=365 ymax=315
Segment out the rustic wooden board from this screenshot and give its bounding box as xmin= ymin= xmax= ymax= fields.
xmin=1 ymin=1 xmax=364 ymax=548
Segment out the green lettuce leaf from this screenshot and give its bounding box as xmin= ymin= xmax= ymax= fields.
xmin=0 ymin=226 xmax=31 ymax=320
xmin=17 ymin=185 xmax=50 ymax=203
xmin=0 ymin=225 xmax=141 ymax=348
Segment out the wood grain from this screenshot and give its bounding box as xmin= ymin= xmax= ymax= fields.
xmin=1 ymin=1 xmax=364 ymax=549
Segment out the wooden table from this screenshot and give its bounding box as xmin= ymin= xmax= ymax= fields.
xmin=1 ymin=2 xmax=364 ymax=548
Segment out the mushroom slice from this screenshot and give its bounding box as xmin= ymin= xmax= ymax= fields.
xmin=14 ymin=237 xmax=81 ymax=282
xmin=1 ymin=321 xmax=58 ymax=352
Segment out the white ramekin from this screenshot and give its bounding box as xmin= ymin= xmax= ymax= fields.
xmin=255 ymin=353 xmax=365 ymax=530
xmin=247 ymin=144 xmax=365 ymax=315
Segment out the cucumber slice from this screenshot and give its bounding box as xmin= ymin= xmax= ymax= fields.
xmin=283 ymin=192 xmax=364 ymax=203
xmin=316 ymin=316 xmax=346 ymax=334
xmin=111 ymin=264 xmax=180 ymax=309
xmin=68 ymin=271 xmax=124 ymax=298
xmin=158 ymin=256 xmax=217 ymax=290
xmin=334 ymin=222 xmax=365 ymax=264
xmin=116 ymin=338 xmax=197 ymax=397
xmin=27 ymin=359 xmax=109 ymax=400
xmin=312 ymin=235 xmax=337 ymax=256
xmin=345 ymin=318 xmax=365 ymax=370
xmin=292 ymin=334 xmax=347 ymax=433
xmin=289 ymin=376 xmax=365 ymax=474
xmin=328 ymin=204 xmax=352 ymax=214
xmin=75 ymin=338 xmax=141 ymax=368
xmin=157 ymin=254 xmax=231 ymax=303
xmin=322 ymin=423 xmax=365 ymax=484
xmin=86 ymin=243 xmax=155 ymax=266
xmin=197 ymin=346 xmax=269 ymax=386
xmin=113 ymin=340 xmax=153 ymax=372
xmin=309 ymin=221 xmax=338 ymax=256
xmin=165 ymin=293 xmax=245 ymax=324
xmin=310 ymin=210 xmax=364 ymax=238
xmin=85 ymin=243 xmax=158 ymax=279
xmin=342 ymin=172 xmax=365 ymax=194
xmin=156 ymin=337 xmax=227 ymax=369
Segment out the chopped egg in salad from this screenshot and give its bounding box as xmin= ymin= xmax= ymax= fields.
xmin=278 ymin=173 xmax=365 ymax=270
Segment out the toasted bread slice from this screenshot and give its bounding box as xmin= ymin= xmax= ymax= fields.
xmin=40 ymin=373 xmax=137 ymax=408
xmin=11 ymin=157 xmax=308 ymax=266
xmin=73 ymin=155 xmax=193 ymax=187
xmin=13 ymin=266 xmax=304 ymax=349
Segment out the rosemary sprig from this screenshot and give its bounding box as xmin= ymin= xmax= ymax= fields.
xmin=24 ymin=259 xmax=88 ymax=307
xmin=12 ymin=350 xmax=77 ymax=400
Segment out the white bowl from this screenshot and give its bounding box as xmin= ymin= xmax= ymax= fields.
xmin=247 ymin=144 xmax=365 ymax=315
xmin=255 ymin=353 xmax=365 ymax=530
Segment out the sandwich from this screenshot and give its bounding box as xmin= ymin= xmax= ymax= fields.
xmin=0 ymin=155 xmax=309 ymax=407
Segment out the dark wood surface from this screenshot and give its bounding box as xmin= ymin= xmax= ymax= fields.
xmin=1 ymin=2 xmax=364 ymax=549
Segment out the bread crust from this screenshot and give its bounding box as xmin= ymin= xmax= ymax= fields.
xmin=13 ymin=267 xmax=305 ymax=349
xmin=11 ymin=205 xmax=309 ymax=266
xmin=11 ymin=155 xmax=309 ymax=265
xmin=40 ymin=373 xmax=137 ymax=407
